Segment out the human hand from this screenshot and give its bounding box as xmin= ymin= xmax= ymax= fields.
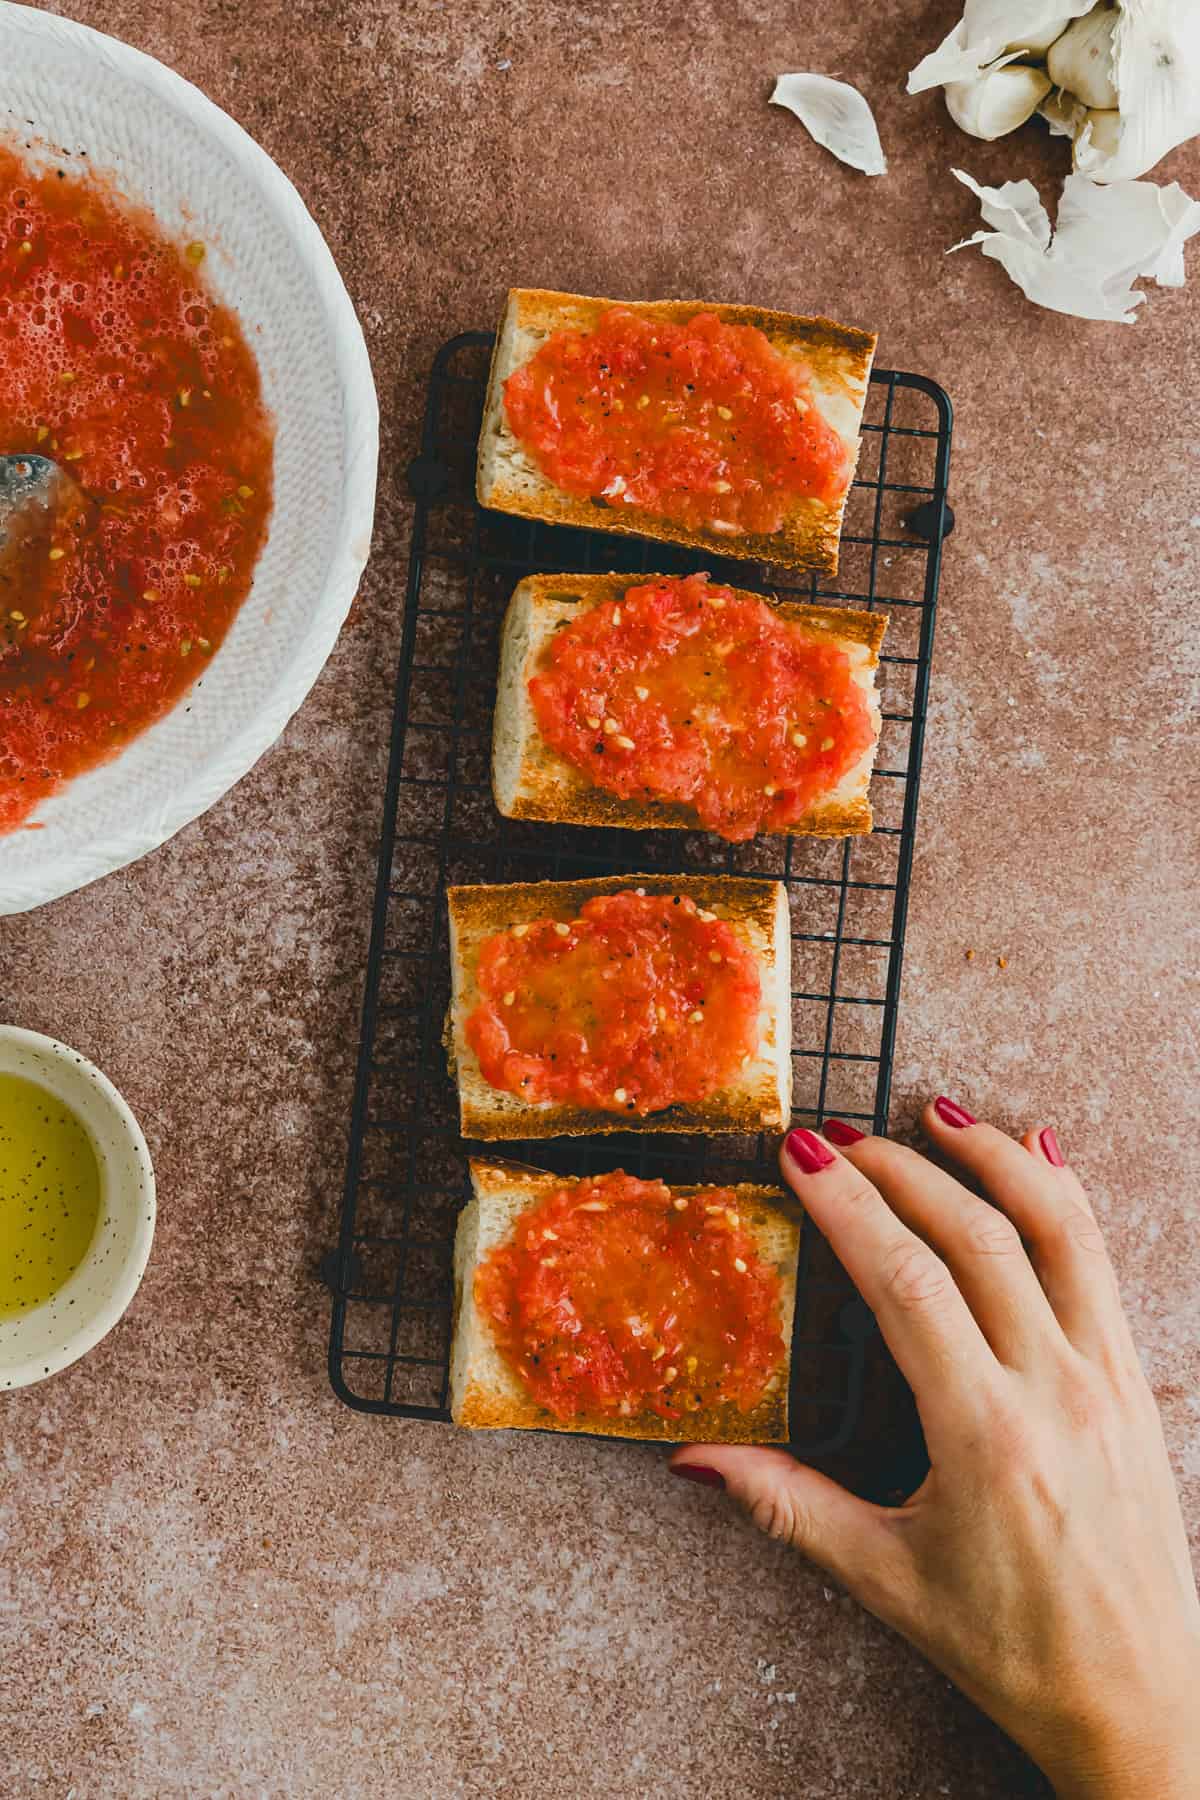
xmin=670 ymin=1103 xmax=1200 ymax=1799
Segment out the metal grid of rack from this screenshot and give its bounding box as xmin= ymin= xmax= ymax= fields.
xmin=325 ymin=331 xmax=953 ymax=1454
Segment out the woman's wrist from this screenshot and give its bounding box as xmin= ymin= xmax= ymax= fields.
xmin=1042 ymin=1699 xmax=1200 ymax=1800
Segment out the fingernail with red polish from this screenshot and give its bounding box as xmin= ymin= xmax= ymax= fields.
xmin=784 ymin=1127 xmax=836 ymax=1173
xmin=671 ymin=1464 xmax=726 ymax=1490
xmin=934 ymin=1096 xmax=976 ymax=1130
xmin=1039 ymin=1126 xmax=1065 ymax=1168
xmin=822 ymin=1118 xmax=866 ymax=1147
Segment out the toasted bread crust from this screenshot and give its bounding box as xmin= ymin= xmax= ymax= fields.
xmin=451 ymin=1158 xmax=803 ymax=1442
xmin=477 ymin=288 xmax=878 ymax=578
xmin=447 ymin=874 xmax=792 ymax=1140
xmin=501 ymin=290 xmax=876 ymax=375
xmin=493 ymin=572 xmax=886 ymax=839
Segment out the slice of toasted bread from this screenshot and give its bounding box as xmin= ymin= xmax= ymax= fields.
xmin=492 ymin=573 xmax=886 ymax=838
xmin=476 ymin=287 xmax=877 ymax=577
xmin=446 ymin=874 xmax=792 ymax=1140
xmin=450 ymin=1157 xmax=803 ymax=1442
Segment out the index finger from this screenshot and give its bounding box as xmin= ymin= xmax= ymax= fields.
xmin=781 ymin=1129 xmax=1002 ymax=1440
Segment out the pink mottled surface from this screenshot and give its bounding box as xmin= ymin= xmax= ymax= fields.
xmin=2 ymin=3 xmax=1198 ymax=1796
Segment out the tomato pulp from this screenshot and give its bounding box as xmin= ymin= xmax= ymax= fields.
xmin=475 ymin=1170 xmax=787 ymax=1422
xmin=529 ymin=572 xmax=876 ymax=842
xmin=503 ymin=306 xmax=848 ymax=537
xmin=465 ymin=890 xmax=762 ymax=1116
xmin=0 ymin=143 xmax=273 ymax=832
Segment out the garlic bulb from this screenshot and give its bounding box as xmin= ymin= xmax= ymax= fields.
xmin=1078 ymin=0 xmax=1200 ymax=183
xmin=1047 ymin=7 xmax=1119 ymax=108
xmin=911 ymin=0 xmax=1200 ymax=185
xmin=946 ymin=65 xmax=1052 ymax=138
xmin=913 ymin=1 xmax=1200 ymax=319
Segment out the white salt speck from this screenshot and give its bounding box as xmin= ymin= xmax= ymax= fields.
xmin=497 ymin=58 xmax=512 ymax=70
xmin=769 ymin=1718 xmax=780 ymax=1731
xmin=709 ymin=1679 xmax=722 ymax=1693
xmin=85 ymin=1702 xmax=105 ymax=1718
xmin=823 ymin=1587 xmax=834 ymax=1601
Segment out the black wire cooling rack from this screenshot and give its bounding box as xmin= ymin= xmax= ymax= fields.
xmin=325 ymin=331 xmax=953 ymax=1457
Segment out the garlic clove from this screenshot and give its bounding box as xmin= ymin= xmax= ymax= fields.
xmin=1003 ymin=14 xmax=1075 ymax=56
xmin=945 ymin=65 xmax=1052 ymax=140
xmin=1047 ymin=7 xmax=1120 ymax=111
xmin=1038 ymin=89 xmax=1088 ymax=138
xmin=1075 ymin=107 xmax=1123 ymax=165
xmin=908 ymin=1 xmax=1094 ymax=93
xmin=770 ymin=73 xmax=888 ymax=176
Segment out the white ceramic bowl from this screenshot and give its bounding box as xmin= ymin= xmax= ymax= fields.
xmin=0 ymin=2 xmax=379 ymax=914
xmin=0 ymin=1025 xmax=155 ymax=1389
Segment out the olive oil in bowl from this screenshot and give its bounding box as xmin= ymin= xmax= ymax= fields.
xmin=0 ymin=1073 xmax=101 ymax=1318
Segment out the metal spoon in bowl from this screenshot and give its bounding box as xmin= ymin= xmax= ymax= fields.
xmin=0 ymin=454 xmax=97 ymax=655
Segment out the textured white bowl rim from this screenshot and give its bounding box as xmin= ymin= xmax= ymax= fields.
xmin=0 ymin=0 xmax=379 ymax=914
xmin=0 ymin=1023 xmax=156 ymax=1387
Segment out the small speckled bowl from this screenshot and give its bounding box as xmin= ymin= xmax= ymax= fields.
xmin=0 ymin=1025 xmax=155 ymax=1390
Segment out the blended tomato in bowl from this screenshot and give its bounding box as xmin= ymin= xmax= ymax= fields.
xmin=474 ymin=1170 xmax=788 ymax=1424
xmin=503 ymin=305 xmax=849 ymax=538
xmin=465 ymin=889 xmax=762 ymax=1117
xmin=0 ymin=141 xmax=273 ymax=834
xmin=528 ymin=572 xmax=877 ymax=842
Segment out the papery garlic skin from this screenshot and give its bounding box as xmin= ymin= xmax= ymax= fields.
xmin=769 ymin=73 xmax=888 ymax=175
xmin=1047 ymin=7 xmax=1120 ymax=108
xmin=950 ymin=165 xmax=1200 ymax=321
xmin=952 ymin=169 xmax=1052 ymax=248
xmin=946 ymin=65 xmax=1053 ymax=138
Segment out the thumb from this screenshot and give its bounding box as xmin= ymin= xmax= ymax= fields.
xmin=670 ymin=1444 xmax=898 ymax=1599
